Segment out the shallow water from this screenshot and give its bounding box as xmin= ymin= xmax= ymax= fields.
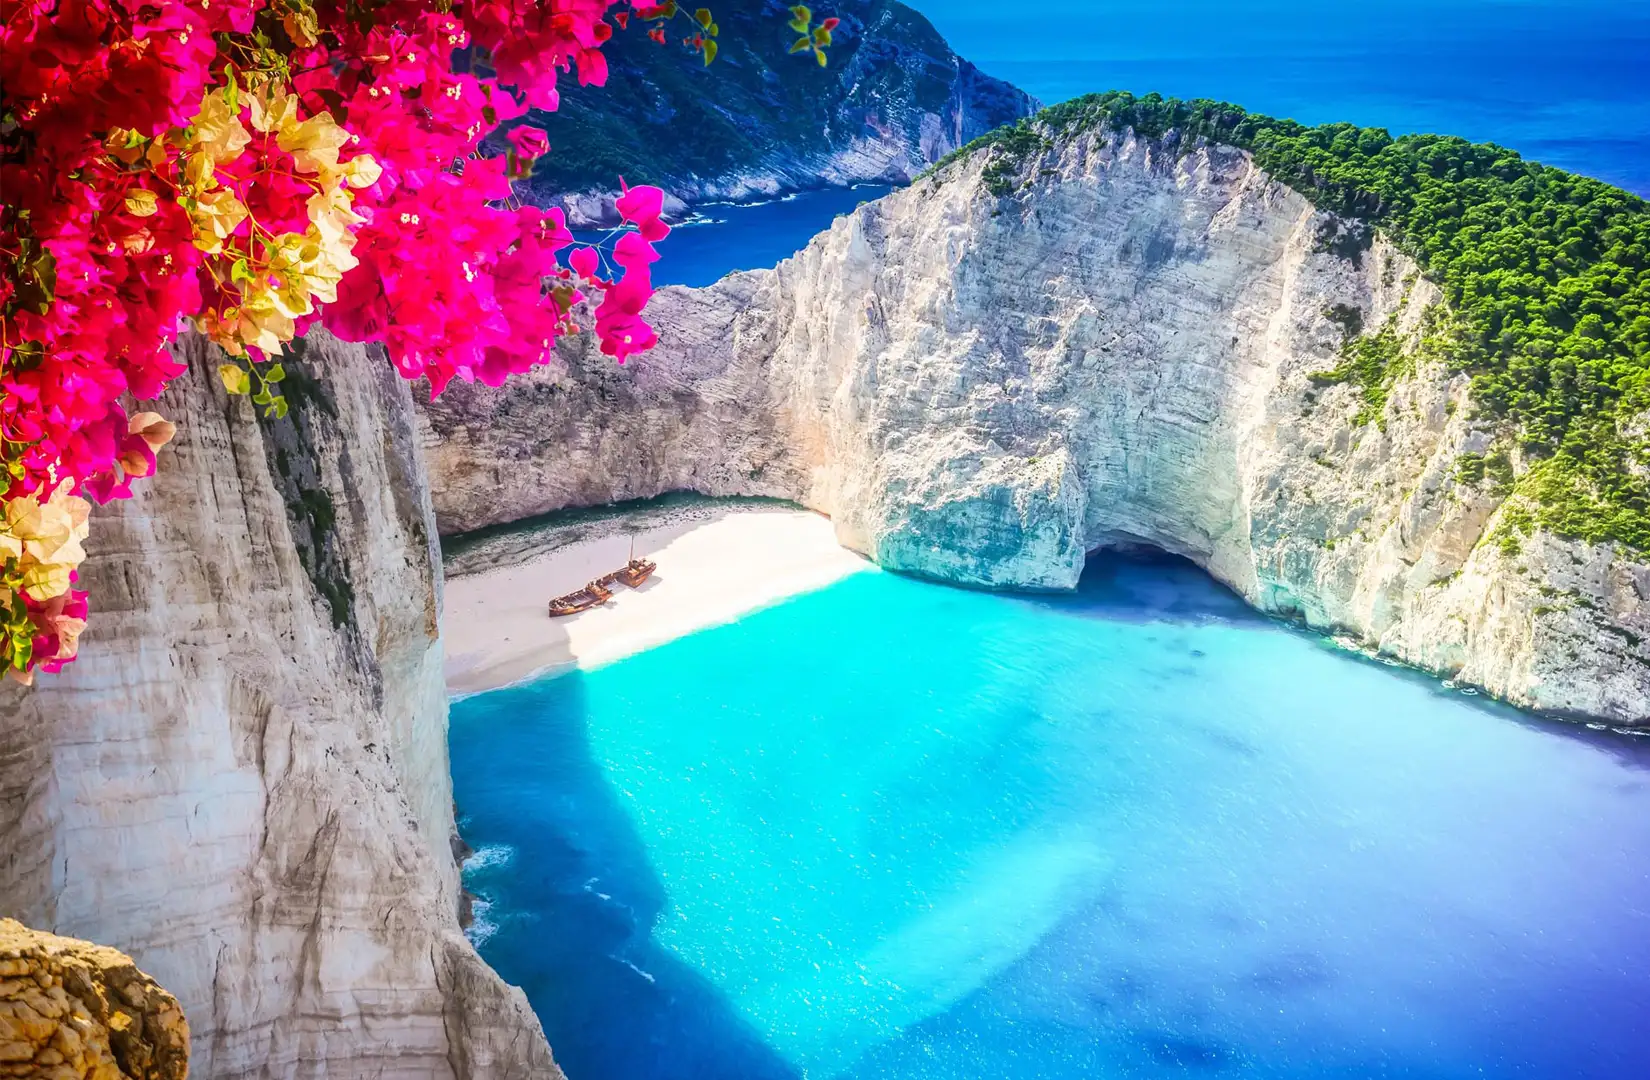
xmin=452 ymin=553 xmax=1650 ymax=1080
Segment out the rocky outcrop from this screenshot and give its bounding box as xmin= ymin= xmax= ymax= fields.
xmin=0 ymin=332 xmax=559 ymax=1078
xmin=423 ymin=128 xmax=1650 ymax=724
xmin=520 ymin=0 xmax=1036 ymax=225
xmin=0 ymin=918 xmax=189 ymax=1080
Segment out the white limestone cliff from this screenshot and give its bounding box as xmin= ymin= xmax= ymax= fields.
xmin=422 ymin=128 xmax=1650 ymax=725
xmin=0 ymin=331 xmax=560 ymax=1078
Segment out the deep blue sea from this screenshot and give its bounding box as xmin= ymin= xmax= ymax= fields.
xmin=584 ymin=185 xmax=892 ymax=288
xmin=452 ymin=554 xmax=1650 ymax=1080
xmin=914 ymin=0 xmax=1650 ymax=197
xmin=630 ymin=0 xmax=1649 ymax=291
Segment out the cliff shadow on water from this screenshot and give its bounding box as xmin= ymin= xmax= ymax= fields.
xmin=1054 ymin=549 xmax=1650 ymax=773
xmin=451 ymin=544 xmax=1650 ymax=1079
xmin=1039 ymin=547 xmax=1274 ymax=627
xmin=451 ymin=670 xmax=801 ymax=1080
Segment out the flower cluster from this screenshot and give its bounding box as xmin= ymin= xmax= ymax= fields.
xmin=1 ymin=0 xmax=678 ymax=680
xmin=0 ymin=478 xmax=91 ymax=678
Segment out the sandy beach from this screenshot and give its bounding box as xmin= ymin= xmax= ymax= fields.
xmin=442 ymin=501 xmax=871 ymax=694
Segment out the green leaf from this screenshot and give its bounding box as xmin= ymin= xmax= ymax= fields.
xmin=252 ymin=386 xmax=273 ymax=406
xmin=694 ymin=6 xmax=712 ymax=27
xmin=263 ymin=362 xmax=285 ymax=384
xmin=703 ymin=39 xmax=718 ymax=63
xmin=790 ymin=4 xmax=812 ymax=21
xmin=271 ymin=397 xmax=289 ymax=420
xmin=708 ymin=21 xmax=718 ymax=35
xmin=789 ymin=35 xmax=811 ymax=53
xmin=22 ymin=251 xmax=56 ymax=313
xmin=219 ymin=363 xmax=251 ymax=396
xmin=813 ymin=27 xmax=832 ymax=46
xmin=816 ymin=47 xmax=828 ymax=67
xmin=230 ymin=258 xmax=254 ymax=286
xmin=788 ymin=15 xmax=809 ymax=32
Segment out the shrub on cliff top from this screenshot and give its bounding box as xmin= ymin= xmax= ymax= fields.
xmin=936 ymin=91 xmax=1650 ymax=549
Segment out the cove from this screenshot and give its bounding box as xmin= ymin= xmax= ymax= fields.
xmin=450 ymin=551 xmax=1650 ymax=1079
xmin=579 ymin=185 xmax=894 ymax=288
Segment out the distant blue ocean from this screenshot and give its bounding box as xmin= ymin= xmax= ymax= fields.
xmin=453 ymin=555 xmax=1650 ymax=1080
xmin=627 ymin=185 xmax=892 ymax=288
xmin=914 ymin=0 xmax=1650 ymax=197
xmin=643 ymin=0 xmax=1648 ymax=287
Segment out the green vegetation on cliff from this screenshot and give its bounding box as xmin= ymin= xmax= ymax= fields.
xmin=521 ymin=0 xmax=1032 ymax=196
xmin=936 ymin=91 xmax=1650 ymax=549
xmin=1310 ymin=324 xmax=1410 ymax=429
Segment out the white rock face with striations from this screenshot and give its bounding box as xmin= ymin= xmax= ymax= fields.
xmin=0 ymin=331 xmax=559 ymax=1078
xmin=423 ymin=128 xmax=1650 ymax=725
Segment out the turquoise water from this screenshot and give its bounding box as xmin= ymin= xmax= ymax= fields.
xmin=451 ymin=553 xmax=1650 ymax=1080
xmin=458 ymin=8 xmax=1650 ymax=1070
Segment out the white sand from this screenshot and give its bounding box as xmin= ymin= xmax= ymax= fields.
xmin=442 ymin=505 xmax=871 ymax=694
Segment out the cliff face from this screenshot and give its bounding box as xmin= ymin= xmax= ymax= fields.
xmin=423 ymin=129 xmax=1650 ymax=725
xmin=518 ymin=0 xmax=1036 ymax=223
xmin=1 ymin=918 xmax=190 ymax=1079
xmin=0 ymin=332 xmax=558 ymax=1078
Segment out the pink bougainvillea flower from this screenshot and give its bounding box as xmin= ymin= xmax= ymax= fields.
xmin=569 ymin=246 xmax=601 ymax=280
xmin=507 ymin=124 xmax=550 ymax=161
xmin=1 ymin=0 xmax=680 ymax=679
xmin=615 ymin=180 xmax=671 ymax=242
xmin=27 ymin=589 xmax=90 ymax=674
xmin=594 ymin=263 xmax=658 ymax=364
xmin=612 ymin=229 xmax=661 ymax=272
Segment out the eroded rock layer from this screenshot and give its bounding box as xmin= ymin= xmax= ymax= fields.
xmin=423 ymin=129 xmax=1650 ymax=724
xmin=0 ymin=918 xmax=188 ymax=1080
xmin=0 ymin=332 xmax=558 ymax=1078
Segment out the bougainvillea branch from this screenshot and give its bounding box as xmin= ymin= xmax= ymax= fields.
xmin=787 ymin=5 xmax=838 ymax=66
xmin=0 ymin=0 xmax=693 ymax=681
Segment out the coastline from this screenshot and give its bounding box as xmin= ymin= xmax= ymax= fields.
xmin=550 ymin=179 xmax=900 ymax=230
xmin=441 ymin=500 xmax=871 ymax=695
